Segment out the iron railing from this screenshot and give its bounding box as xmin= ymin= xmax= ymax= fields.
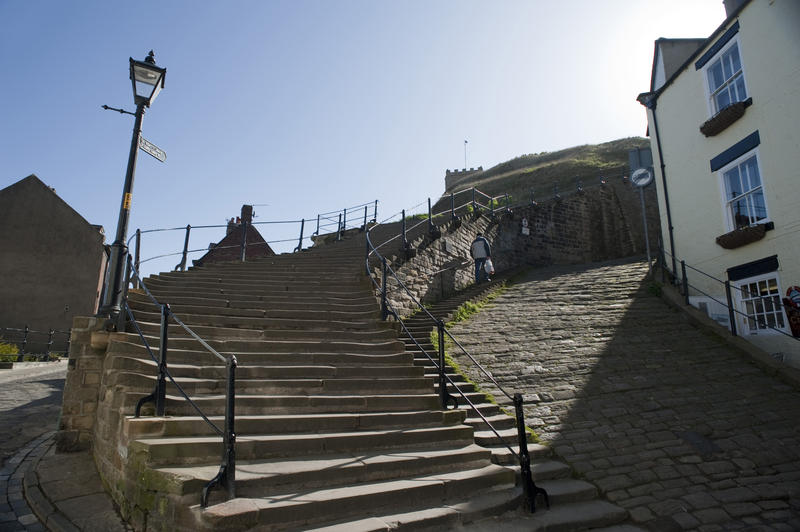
xmin=365 ymin=227 xmax=549 ymax=513
xmin=0 ymin=326 xmax=71 ymax=361
xmin=658 ymin=245 xmax=800 ymax=343
xmin=123 ymin=256 xmax=237 ymax=507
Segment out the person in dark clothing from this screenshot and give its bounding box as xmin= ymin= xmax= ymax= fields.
xmin=470 ymin=232 xmax=492 ymax=283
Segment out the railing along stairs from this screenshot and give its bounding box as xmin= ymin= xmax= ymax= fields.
xmin=365 ymin=225 xmax=550 ymax=512
xmin=121 ymin=255 xmax=237 ymax=507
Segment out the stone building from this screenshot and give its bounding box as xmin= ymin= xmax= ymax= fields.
xmin=0 ymin=175 xmax=107 ymax=351
xmin=637 ymin=0 xmax=800 ymax=364
xmin=192 ymin=204 xmax=275 ymax=266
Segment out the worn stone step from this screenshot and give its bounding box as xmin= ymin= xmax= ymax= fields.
xmin=126 ymin=410 xmax=467 ymax=439
xmin=464 ymin=499 xmax=629 ymax=531
xmin=305 ymin=485 xmax=520 ymax=531
xmin=128 ymin=306 xmax=383 ymax=332
xmin=108 ymin=333 xmax=405 ymax=355
xmin=127 ymin=318 xmax=397 ymax=342
xmin=153 ymin=392 xmax=444 ymax=416
xmin=157 ymin=444 xmax=492 ymax=502
xmin=107 ymin=341 xmax=414 ymax=366
xmin=195 ymin=464 xmax=515 ymax=531
xmin=489 ymin=443 xmax=552 ymax=466
xmin=129 ymin=292 xmax=379 ymax=313
xmin=110 ymin=357 xmax=424 ymax=380
xmin=109 ymin=372 xmax=434 ymax=396
xmin=132 ymin=424 xmax=477 ymax=466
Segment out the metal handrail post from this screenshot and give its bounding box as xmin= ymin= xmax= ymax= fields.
xmin=295 ymin=219 xmax=305 ymax=253
xmin=134 ymin=229 xmax=141 ymax=289
xmin=176 ymin=225 xmax=191 ymax=271
xmin=450 ymin=193 xmax=455 ymax=220
xmin=681 ymin=260 xmax=689 ymax=305
xmin=427 ymin=198 xmax=433 ymax=232
xmin=116 ymin=257 xmax=132 ymax=332
xmin=46 ymin=329 xmax=54 ymax=361
xmin=471 ymin=188 xmax=476 ymax=211
xmin=505 ymin=193 xmax=510 ymax=212
xmin=362 ymin=206 xmax=367 ymax=230
xmin=514 ymin=393 xmax=549 ymax=512
xmin=337 ymin=214 xmax=342 ymax=241
xmin=373 ymin=200 xmax=378 ymax=222
xmin=381 ymin=258 xmax=389 ymax=321
xmin=401 ymin=210 xmax=408 ymax=248
xmin=17 ymin=325 xmax=29 ymax=361
xmin=725 ymin=280 xmax=738 ymax=337
xmin=437 ymin=320 xmax=447 ymax=408
xmin=343 ymin=208 xmax=347 ymax=233
xmin=155 ymin=304 xmax=169 ymax=416
xmin=224 ymin=355 xmax=237 ymax=499
xmin=315 ymin=214 xmax=320 ymax=236
xmin=240 ymin=218 xmax=248 ymax=262
xmin=202 ymin=354 xmax=238 ymax=507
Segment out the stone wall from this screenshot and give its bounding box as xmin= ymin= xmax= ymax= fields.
xmin=383 ymin=179 xmax=660 ymax=317
xmin=444 ymin=167 xmax=484 ymax=192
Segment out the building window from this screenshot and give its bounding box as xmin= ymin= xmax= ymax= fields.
xmin=706 ymin=41 xmax=747 ymax=115
xmin=736 ymin=274 xmax=788 ymax=335
xmin=721 ymin=152 xmax=767 ymax=230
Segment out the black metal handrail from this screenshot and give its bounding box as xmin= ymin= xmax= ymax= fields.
xmin=659 ymin=246 xmax=799 ymax=342
xmin=123 ymin=255 xmax=237 ymax=507
xmin=0 ymin=326 xmax=71 ymax=361
xmin=365 ymin=227 xmax=548 ymax=512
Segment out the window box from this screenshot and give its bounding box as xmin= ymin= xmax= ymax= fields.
xmin=700 ymin=98 xmax=751 ymax=137
xmin=715 ymin=221 xmax=772 ymax=249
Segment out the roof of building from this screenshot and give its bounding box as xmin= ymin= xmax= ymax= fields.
xmin=0 ymin=174 xmax=104 ymax=238
xmin=638 ymin=0 xmax=753 ymax=105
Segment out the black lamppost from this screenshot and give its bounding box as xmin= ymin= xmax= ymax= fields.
xmin=99 ymin=51 xmax=166 ymax=321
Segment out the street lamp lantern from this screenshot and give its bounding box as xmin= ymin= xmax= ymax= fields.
xmin=98 ymin=51 xmax=166 ymax=323
xmin=130 ymin=51 xmax=166 ymax=107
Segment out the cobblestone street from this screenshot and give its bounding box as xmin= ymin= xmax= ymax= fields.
xmin=0 ymin=362 xmax=65 ymax=466
xmin=451 ymin=259 xmax=800 ymax=530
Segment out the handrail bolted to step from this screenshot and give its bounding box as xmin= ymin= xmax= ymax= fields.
xmin=436 ymin=320 xmax=457 ymax=410
xmin=202 ymin=354 xmax=237 ymax=507
xmin=514 ymin=393 xmax=549 ymax=512
xmin=134 ymin=303 xmax=170 ymax=417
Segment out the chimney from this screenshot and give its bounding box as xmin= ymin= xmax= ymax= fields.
xmin=723 ymin=0 xmax=746 ymax=17
xmin=241 ymin=204 xmax=254 ymax=224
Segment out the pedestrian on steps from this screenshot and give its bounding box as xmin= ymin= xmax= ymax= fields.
xmin=470 ymin=232 xmax=492 ymax=283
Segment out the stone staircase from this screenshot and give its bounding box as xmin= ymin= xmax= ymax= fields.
xmin=92 ymin=241 xmax=522 ymax=531
xmin=398 ymin=274 xmax=631 ymax=530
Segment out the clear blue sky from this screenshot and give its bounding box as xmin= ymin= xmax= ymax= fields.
xmin=1 ymin=0 xmax=726 ymax=273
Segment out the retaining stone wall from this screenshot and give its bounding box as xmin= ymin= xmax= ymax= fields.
xmin=385 ymin=180 xmax=659 ymax=318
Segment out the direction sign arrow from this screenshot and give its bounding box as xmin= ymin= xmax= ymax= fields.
xmin=139 ymin=136 xmax=167 ymax=163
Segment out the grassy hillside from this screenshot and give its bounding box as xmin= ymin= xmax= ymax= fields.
xmin=440 ymin=137 xmax=649 ymax=208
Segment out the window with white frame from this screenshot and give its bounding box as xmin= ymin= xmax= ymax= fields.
xmin=736 ymin=273 xmax=788 ymax=335
xmin=721 ymin=151 xmax=767 ymax=230
xmin=706 ymin=41 xmax=747 ymax=115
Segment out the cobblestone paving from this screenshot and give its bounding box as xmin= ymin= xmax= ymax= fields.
xmin=0 ymin=362 xmax=66 ymax=531
xmin=450 ymin=259 xmax=800 ymax=531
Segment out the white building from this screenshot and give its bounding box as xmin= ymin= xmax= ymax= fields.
xmin=637 ymin=0 xmax=800 ymax=365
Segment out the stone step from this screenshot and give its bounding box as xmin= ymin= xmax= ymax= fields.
xmin=127 ymin=318 xmax=397 ymax=342
xmin=108 ymin=333 xmax=405 ymax=355
xmin=109 ymin=372 xmax=435 ymax=397
xmin=126 ymin=410 xmax=467 ymax=439
xmin=132 ymin=425 xmax=477 ymax=466
xmin=157 ymin=444 xmax=491 ymax=503
xmin=145 ymin=286 xmax=372 ymax=303
xmin=464 ymin=500 xmax=629 ymax=531
xmin=107 ymin=341 xmax=415 ymax=366
xmin=489 ymin=443 xmax=552 ymax=466
xmin=127 ymin=307 xmax=384 ymax=333
xmin=151 ymin=392 xmax=444 ymax=416
xmin=129 ymin=300 xmax=381 ymax=323
xmin=129 ymin=291 xmax=379 ymax=312
xmin=144 ymin=277 xmax=370 ymax=293
xmin=195 ymin=464 xmax=516 ymax=531
xmin=110 ymin=356 xmax=425 ymax=380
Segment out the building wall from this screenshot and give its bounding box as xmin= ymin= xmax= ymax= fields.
xmin=0 ymin=175 xmax=106 ymax=351
xmin=645 ymin=0 xmax=800 ymax=360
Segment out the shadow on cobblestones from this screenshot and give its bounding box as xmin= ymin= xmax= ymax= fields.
xmin=450 ymin=258 xmax=800 ymax=530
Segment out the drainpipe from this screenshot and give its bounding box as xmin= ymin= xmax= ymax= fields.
xmin=638 ymin=92 xmax=677 ymax=278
